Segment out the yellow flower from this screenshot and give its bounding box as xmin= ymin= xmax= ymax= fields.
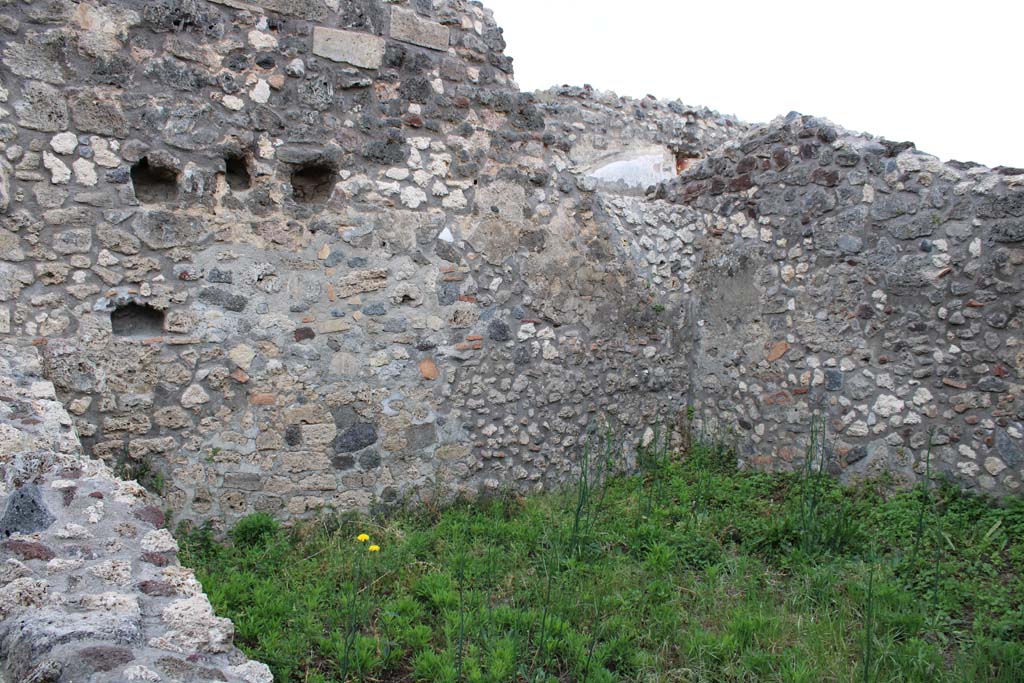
xmin=357 ymin=533 xmax=370 ymax=543
xmin=368 ymin=544 xmax=380 ymax=553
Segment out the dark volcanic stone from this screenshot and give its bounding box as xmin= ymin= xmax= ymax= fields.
xmin=824 ymin=369 xmax=843 ymax=392
xmin=837 ymin=234 xmax=863 ymax=254
xmin=404 ymin=423 xmax=437 ymax=451
xmin=333 ymin=423 xmax=378 ymax=453
xmin=994 ymin=427 xmax=1022 ymax=466
xmin=435 ymin=240 xmax=460 ymax=263
xmin=197 ymin=287 xmax=247 ymax=312
xmin=206 ymin=267 xmax=233 ymax=284
xmin=488 ymin=319 xmax=511 ymax=342
xmin=331 ymin=454 xmax=355 ymax=470
xmin=331 ymin=406 xmax=358 ymax=431
xmin=0 ymin=484 xmax=55 ymax=538
xmin=359 ymin=450 xmax=381 ymax=469
xmin=991 ymin=219 xmax=1024 ymax=243
xmin=846 ymin=446 xmax=868 ymax=465
xmin=727 ymin=173 xmax=753 ymax=192
xmin=811 ymin=168 xmax=839 ymax=187
xmin=437 ymin=281 xmax=459 ymax=306
xmin=362 ymin=138 xmax=409 ymax=165
xmin=513 ymin=345 xmax=531 ymax=365
xmin=977 ymin=377 xmax=1008 ymax=393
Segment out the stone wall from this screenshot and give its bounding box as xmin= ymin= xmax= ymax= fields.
xmin=0 ymin=342 xmax=273 ymax=682
xmin=0 ymin=0 xmax=736 ymax=525
xmin=645 ymin=114 xmax=1023 ymax=494
xmin=0 ymin=0 xmax=1021 ymax=529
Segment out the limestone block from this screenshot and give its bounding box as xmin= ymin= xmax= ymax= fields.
xmin=318 ymin=318 xmax=352 ymax=334
xmin=0 ymin=264 xmax=34 ymax=301
xmin=0 ymin=578 xmax=47 ymax=619
xmin=14 ymin=81 xmax=69 ymax=132
xmin=312 ymin=26 xmax=385 ymax=69
xmin=0 ymin=159 xmax=10 ymax=212
xmin=141 ymin=529 xmax=179 ymax=554
xmin=150 ymin=595 xmax=234 ymax=654
xmin=390 ymin=7 xmax=450 ymax=51
xmin=336 ymin=268 xmax=388 ymax=298
xmin=230 ymin=661 xmax=275 ymax=683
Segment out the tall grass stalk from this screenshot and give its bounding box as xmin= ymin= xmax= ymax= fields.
xmin=910 ymin=429 xmax=936 ymax=565
xmin=339 ymin=541 xmax=365 ymax=680
xmin=569 ymin=436 xmax=593 ymax=558
xmin=794 ymin=410 xmax=854 ymax=556
xmin=593 ymin=424 xmax=622 ymax=509
xmin=528 ymin=519 xmax=563 ymax=682
xmin=797 ymin=411 xmax=826 ymax=553
xmin=636 ymin=423 xmax=673 ymax=525
xmin=863 ymin=563 xmax=876 ymax=683
xmin=455 ymin=539 xmax=467 ymax=683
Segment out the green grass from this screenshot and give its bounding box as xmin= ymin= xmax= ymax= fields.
xmin=180 ymin=439 xmax=1024 ymax=683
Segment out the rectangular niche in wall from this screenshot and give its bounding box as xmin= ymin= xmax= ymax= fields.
xmin=130 ymin=157 xmax=178 ymax=204
xmin=291 ymin=163 xmax=337 ymax=203
xmin=224 ymin=154 xmax=252 ymax=191
xmin=111 ymin=302 xmax=165 ymax=337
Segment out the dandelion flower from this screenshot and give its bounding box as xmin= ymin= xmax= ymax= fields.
xmin=357 ymin=533 xmax=370 ymax=543
xmin=368 ymin=544 xmax=380 ymax=553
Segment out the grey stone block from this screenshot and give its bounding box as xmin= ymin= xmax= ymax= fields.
xmin=312 ymin=27 xmax=386 ymax=69
xmin=390 ymin=8 xmax=450 ymax=51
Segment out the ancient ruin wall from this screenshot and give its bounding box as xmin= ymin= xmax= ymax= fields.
xmin=0 ymin=0 xmax=739 ymax=526
xmin=646 ymin=116 xmax=1023 ymax=494
xmin=0 ymin=0 xmax=1021 ymax=533
xmin=0 ymin=343 xmax=273 ymax=682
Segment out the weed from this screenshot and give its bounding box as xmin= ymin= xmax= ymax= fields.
xmin=182 ymin=433 xmax=1023 ymax=683
xmin=230 ymin=513 xmax=279 ymax=548
xmin=113 ymin=457 xmax=164 ymax=495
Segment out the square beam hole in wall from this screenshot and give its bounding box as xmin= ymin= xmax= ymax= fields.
xmin=291 ymin=163 xmax=337 ymax=204
xmin=224 ymin=154 xmax=252 ymax=191
xmin=111 ymin=302 xmax=165 ymax=338
xmin=130 ymin=157 xmax=178 ymax=204
xmin=675 ymin=151 xmax=701 ymax=174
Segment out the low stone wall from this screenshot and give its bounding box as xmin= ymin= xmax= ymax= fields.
xmin=0 ymin=343 xmax=271 ymax=683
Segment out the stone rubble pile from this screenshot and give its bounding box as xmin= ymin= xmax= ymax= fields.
xmin=0 ymin=343 xmax=272 ymax=683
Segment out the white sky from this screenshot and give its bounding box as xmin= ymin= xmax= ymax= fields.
xmin=484 ymin=0 xmax=1024 ymax=168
